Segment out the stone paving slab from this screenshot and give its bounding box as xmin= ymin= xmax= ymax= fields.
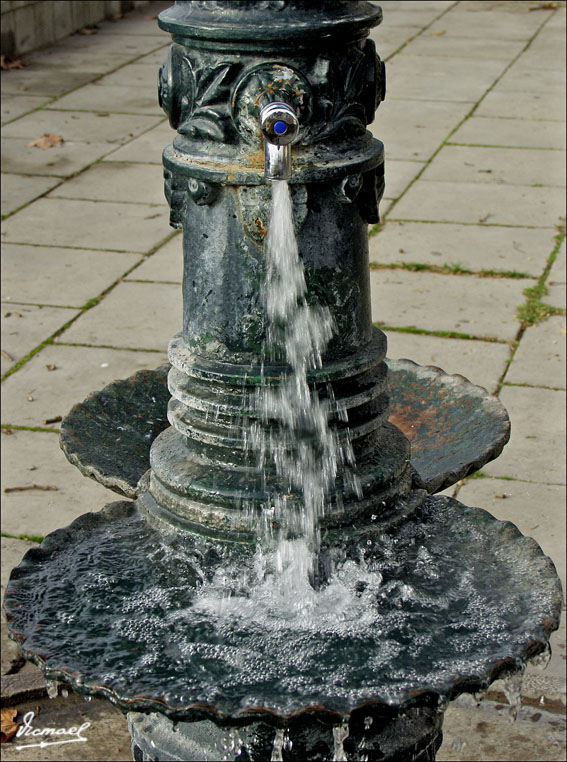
xmin=28 ymin=34 xmax=166 ymax=69
xmin=1 ymin=94 xmax=52 ymax=125
xmin=482 ymin=385 xmax=566 ymax=484
xmin=370 ymin=26 xmax=422 ymax=60
xmin=52 ymin=83 xmax=163 ymax=116
xmin=437 ymin=697 xmax=566 ymax=762
xmin=136 ymin=46 xmax=172 ymax=66
xmin=520 ymin=31 xmax=567 ymax=71
xmin=382 ymin=159 xmax=424 ymax=199
xmin=1 ymin=345 xmax=168 ymax=429
xmin=426 ymin=4 xmax=546 ymax=41
xmin=505 ymin=316 xmax=566 ymax=389
xmin=494 ymin=62 xmax=566 ymax=95
xmin=377 ymin=8 xmax=448 ymax=29
xmin=1 ymin=305 xmax=80 ymax=376
xmin=379 ymin=0 xmax=455 ymax=10
xmin=1 ymin=244 xmax=142 ymax=308
xmin=2 ymin=198 xmax=170 ymax=252
xmin=48 ymin=161 xmax=167 ymax=206
xmin=385 ymin=331 xmax=510 ymax=394
xmin=391 ymin=180 xmax=566 ymax=228
xmin=384 ymin=54 xmax=507 ymax=102
xmin=0 ymin=137 xmax=117 ymax=178
xmin=449 ymin=116 xmax=566 ymax=150
xmin=24 ymin=45 xmax=162 ymax=76
xmin=371 ymin=100 xmax=473 ymax=161
xmin=0 ymin=430 xmax=119 ymax=537
xmin=475 ymin=88 xmax=567 ymax=121
xmin=95 ymin=61 xmax=166 ymax=89
xmin=0 ymin=174 xmax=61 ymax=218
xmin=403 ymin=33 xmax=525 ymax=60
xmin=94 ymin=17 xmax=169 ymax=38
xmin=101 ymin=119 xmax=174 ymax=163
xmin=0 ymin=68 xmax=101 ymax=97
xmin=543 ymin=283 xmax=567 ymax=310
xmin=124 ymin=232 xmax=182 ymax=283
xmin=370 ymin=269 xmax=532 ymax=341
xmin=1 ymin=109 xmax=164 ymax=144
xmin=369 ymin=221 xmax=555 ymax=276
xmin=419 ymin=145 xmax=566 ymax=187
xmin=58 ymin=281 xmax=182 ymax=351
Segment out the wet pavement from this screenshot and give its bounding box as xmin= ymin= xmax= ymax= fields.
xmin=1 ymin=1 xmax=565 ymax=760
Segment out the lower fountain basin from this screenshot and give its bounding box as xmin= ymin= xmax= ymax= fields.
xmin=4 ymin=494 xmax=561 ymax=727
xmin=59 ymin=359 xmax=510 ymax=499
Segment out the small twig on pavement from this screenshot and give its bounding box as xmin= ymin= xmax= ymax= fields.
xmin=4 ymin=485 xmax=58 ymax=493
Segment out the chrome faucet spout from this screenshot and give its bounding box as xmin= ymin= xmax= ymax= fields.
xmin=259 ymin=102 xmax=299 ymax=181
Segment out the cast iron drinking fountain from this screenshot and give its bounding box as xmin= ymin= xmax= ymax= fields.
xmin=4 ymin=2 xmax=563 ymax=761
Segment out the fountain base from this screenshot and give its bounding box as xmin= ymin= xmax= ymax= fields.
xmin=128 ymin=705 xmax=444 ymax=762
xmin=4 ymin=496 xmax=561 ymax=727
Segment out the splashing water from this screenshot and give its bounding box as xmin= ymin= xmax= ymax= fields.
xmin=332 ymin=719 xmax=350 ymax=761
xmin=271 ymin=728 xmax=285 ymax=761
xmin=249 ymin=179 xmax=358 ymax=581
xmin=502 ymin=670 xmax=524 ymax=722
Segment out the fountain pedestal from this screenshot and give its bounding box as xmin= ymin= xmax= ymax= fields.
xmin=3 ymin=4 xmax=562 ymax=762
xmin=148 ymin=0 xmax=413 ymax=541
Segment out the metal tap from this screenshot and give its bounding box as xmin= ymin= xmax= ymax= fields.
xmin=259 ymin=102 xmax=299 ymax=181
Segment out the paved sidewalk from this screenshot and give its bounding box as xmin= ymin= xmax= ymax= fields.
xmin=1 ymin=1 xmax=565 ymax=760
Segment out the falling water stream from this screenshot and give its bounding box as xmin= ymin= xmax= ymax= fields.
xmin=250 ymin=179 xmax=358 ymax=574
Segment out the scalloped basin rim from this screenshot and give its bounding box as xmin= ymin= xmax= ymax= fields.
xmin=4 ymin=496 xmax=561 ymax=727
xmin=59 ymin=359 xmax=510 ymax=499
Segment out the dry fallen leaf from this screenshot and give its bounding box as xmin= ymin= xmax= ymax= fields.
xmin=529 ymin=2 xmax=558 ymax=9
xmin=28 ymin=133 xmax=64 ymax=149
xmin=0 ymin=708 xmax=20 ymax=743
xmin=77 ymin=25 xmax=98 ymax=35
xmin=0 ymin=55 xmax=25 ymax=71
xmin=46 ymin=364 xmax=57 ymax=371
xmin=561 ymin=326 xmax=566 ymax=336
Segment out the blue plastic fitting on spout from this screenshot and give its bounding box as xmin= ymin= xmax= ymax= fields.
xmin=259 ymin=102 xmax=299 ymax=181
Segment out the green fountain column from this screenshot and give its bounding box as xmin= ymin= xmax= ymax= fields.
xmin=144 ymin=0 xmax=417 ymax=540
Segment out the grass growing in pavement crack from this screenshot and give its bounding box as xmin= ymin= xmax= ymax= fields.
xmin=1 ymin=531 xmax=45 ymax=544
xmin=516 ymin=230 xmax=566 ymax=326
xmin=2 ymin=424 xmax=60 ymax=433
xmin=374 ymin=323 xmax=506 ymax=343
xmin=369 ymin=262 xmax=532 ymax=279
